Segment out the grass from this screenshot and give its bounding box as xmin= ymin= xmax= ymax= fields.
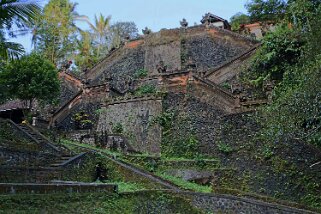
xmin=0 ymin=192 xmax=202 ymax=214
xmin=114 ymin=182 xmax=147 ymax=193
xmin=155 ymin=172 xmax=212 ymax=193
xmin=61 ymin=139 xmax=120 ymax=157
xmin=162 ymin=157 xmax=219 ymax=162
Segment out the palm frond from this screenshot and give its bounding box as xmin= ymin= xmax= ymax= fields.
xmin=0 ymin=0 xmax=41 ymax=28
xmin=0 ymin=40 xmax=25 ymax=60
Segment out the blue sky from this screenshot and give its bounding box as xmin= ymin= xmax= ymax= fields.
xmin=11 ymin=0 xmax=248 ymax=52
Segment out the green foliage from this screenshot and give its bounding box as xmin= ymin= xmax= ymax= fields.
xmin=114 ymin=182 xmax=146 ymax=193
xmin=151 ymin=109 xmax=175 ymax=132
xmin=112 ymin=123 xmax=123 ymax=134
xmin=0 ymin=53 xmax=60 ymax=106
xmin=74 ymin=31 xmax=98 ymax=71
xmin=0 ymin=0 xmax=40 ymax=60
xmin=72 ymin=111 xmax=93 ymax=129
xmin=162 ymin=133 xmax=199 ymax=159
xmin=262 ymin=146 xmax=274 ymax=159
xmin=134 ymin=68 xmax=148 ymax=79
xmin=155 ymin=172 xmax=212 ymax=193
xmin=260 ymin=61 xmax=321 ymax=145
xmin=246 ymin=25 xmax=303 ymax=86
xmin=217 ymin=142 xmax=234 ymax=154
xmin=221 ymin=82 xmax=231 ymax=90
xmin=241 ymin=0 xmax=321 ymax=147
xmin=0 ymin=192 xmax=202 ymax=213
xmin=134 ymin=84 xmax=156 ymax=96
xmin=245 ymin=0 xmax=287 ymax=22
xmin=87 ymin=13 xmax=111 ymax=59
xmin=109 ymin=21 xmax=139 ymax=49
xmin=230 ymin=12 xmax=250 ymax=31
xmin=33 ymin=0 xmax=85 ymax=65
xmin=153 ymin=110 xmax=200 ymax=158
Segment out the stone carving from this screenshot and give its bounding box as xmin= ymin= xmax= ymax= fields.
xmin=142 ymin=27 xmax=152 ymax=35
xmin=263 ymin=80 xmax=275 ymax=102
xmin=156 ymin=61 xmax=168 ymax=73
xmin=180 ymin=18 xmax=188 ymax=28
xmin=186 ymin=57 xmax=197 ymax=70
xmin=61 ymin=60 xmax=72 ymax=71
xmin=231 ymin=82 xmax=243 ymax=94
xmin=201 ymin=13 xmax=212 ymax=26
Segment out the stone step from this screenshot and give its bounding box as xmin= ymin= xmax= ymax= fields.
xmin=49 ymin=163 xmax=62 ymax=167
xmin=60 ymin=157 xmax=72 ymax=160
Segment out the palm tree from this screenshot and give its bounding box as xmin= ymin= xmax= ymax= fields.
xmin=87 ymin=14 xmax=111 ymax=58
xmin=32 ymin=0 xmax=90 ymax=65
xmin=0 ymin=0 xmax=41 ymax=60
xmin=0 ymin=31 xmax=24 ymax=60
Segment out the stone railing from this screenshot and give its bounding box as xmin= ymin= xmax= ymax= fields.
xmin=50 ymin=90 xmax=83 ymax=127
xmin=181 ymin=191 xmax=318 ymax=214
xmin=104 ymin=94 xmax=161 ymax=106
xmin=7 ymin=120 xmax=60 ymax=154
xmin=120 ymin=190 xmax=318 ymax=214
xmin=59 ymin=71 xmax=83 ymax=89
xmin=204 ymin=44 xmax=260 ymax=79
xmin=0 ymin=182 xmax=117 ymax=194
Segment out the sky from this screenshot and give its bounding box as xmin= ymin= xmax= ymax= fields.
xmin=10 ymin=0 xmax=248 ymax=52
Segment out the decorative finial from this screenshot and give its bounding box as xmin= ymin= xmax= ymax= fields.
xmin=142 ymin=27 xmax=152 ymax=35
xmin=180 ymin=18 xmax=188 ymax=28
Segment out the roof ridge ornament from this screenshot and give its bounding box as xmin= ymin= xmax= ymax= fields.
xmin=180 ymin=18 xmax=188 ymax=28
xmin=142 ymin=27 xmax=152 ymax=35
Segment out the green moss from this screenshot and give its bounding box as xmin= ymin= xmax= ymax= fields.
xmin=114 ymin=182 xmax=146 ymax=193
xmin=134 ymin=68 xmax=148 ymax=79
xmin=155 ymin=171 xmax=212 ymax=193
xmin=0 ymin=192 xmax=202 ymax=213
xmin=133 ymin=84 xmax=156 ymax=96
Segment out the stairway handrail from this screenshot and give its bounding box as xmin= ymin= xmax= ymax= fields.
xmin=7 ymin=120 xmax=60 ymax=153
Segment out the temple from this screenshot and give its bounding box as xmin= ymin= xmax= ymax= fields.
xmin=48 ymin=14 xmax=266 ymax=155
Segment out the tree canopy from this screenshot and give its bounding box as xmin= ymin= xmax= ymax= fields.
xmin=32 ymin=0 xmax=87 ymax=65
xmin=230 ymin=12 xmax=250 ymax=31
xmin=0 ymin=53 xmax=60 ymax=107
xmin=245 ymin=0 xmax=287 ymax=22
xmin=243 ymin=0 xmax=321 ymax=147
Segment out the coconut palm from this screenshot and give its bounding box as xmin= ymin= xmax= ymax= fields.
xmin=87 ymin=13 xmax=111 ymax=58
xmin=32 ymin=0 xmax=90 ymax=65
xmin=0 ymin=0 xmax=41 ymax=60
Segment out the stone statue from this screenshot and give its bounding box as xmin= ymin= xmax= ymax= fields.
xmin=142 ymin=27 xmax=152 ymax=35
xmin=61 ymin=60 xmax=72 ymax=71
xmin=180 ymin=18 xmax=188 ymax=28
xmin=156 ymin=61 xmax=167 ymax=73
xmin=186 ymin=57 xmax=197 ymax=70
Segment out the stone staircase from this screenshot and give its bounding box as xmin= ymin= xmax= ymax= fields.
xmin=49 ymin=155 xmax=74 ymax=168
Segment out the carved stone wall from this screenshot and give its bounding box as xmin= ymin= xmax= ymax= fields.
xmin=185 ymin=35 xmax=246 ymax=73
xmin=144 ymin=41 xmax=181 ymax=75
xmin=97 ymin=98 xmax=162 ymax=155
xmin=57 ymin=102 xmax=101 ymax=131
xmin=92 ymin=47 xmax=145 ymax=87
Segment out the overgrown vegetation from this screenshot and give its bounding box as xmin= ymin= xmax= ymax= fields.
xmin=72 ymin=111 xmax=93 ymax=130
xmin=0 ymin=192 xmax=202 ymax=213
xmin=133 ymin=68 xmax=148 ymax=79
xmin=152 ymin=110 xmax=200 ymax=159
xmin=0 ymin=53 xmax=60 ymax=106
xmin=155 ymin=172 xmax=212 ymax=193
xmin=241 ymin=0 xmax=321 ymax=147
xmin=133 ymin=84 xmax=157 ymax=96
xmin=112 ymin=123 xmax=123 ymax=134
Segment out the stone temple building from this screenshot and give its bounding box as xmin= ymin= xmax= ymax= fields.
xmin=50 ymin=14 xmax=265 ymax=156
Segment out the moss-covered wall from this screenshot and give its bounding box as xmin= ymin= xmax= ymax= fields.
xmin=96 ymin=98 xmax=162 ymax=154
